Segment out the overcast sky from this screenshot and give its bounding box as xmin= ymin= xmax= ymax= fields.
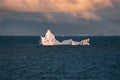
xmin=0 ymin=0 xmax=120 ymax=36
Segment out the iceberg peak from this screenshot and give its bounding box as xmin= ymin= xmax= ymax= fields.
xmin=41 ymin=30 xmax=60 ymax=45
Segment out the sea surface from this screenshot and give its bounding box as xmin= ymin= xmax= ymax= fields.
xmin=0 ymin=36 xmax=120 ymax=80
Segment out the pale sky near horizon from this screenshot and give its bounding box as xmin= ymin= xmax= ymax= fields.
xmin=0 ymin=0 xmax=120 ymax=36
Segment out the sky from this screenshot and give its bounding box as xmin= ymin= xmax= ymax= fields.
xmin=0 ymin=0 xmax=120 ymax=36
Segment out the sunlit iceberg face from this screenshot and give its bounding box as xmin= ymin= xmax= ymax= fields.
xmin=60 ymin=39 xmax=73 ymax=45
xmin=40 ymin=30 xmax=60 ymax=45
xmin=80 ymin=39 xmax=90 ymax=45
xmin=40 ymin=30 xmax=90 ymax=46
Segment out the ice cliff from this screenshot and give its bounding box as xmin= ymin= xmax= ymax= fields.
xmin=40 ymin=30 xmax=90 ymax=46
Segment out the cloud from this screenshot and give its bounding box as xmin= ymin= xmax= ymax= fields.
xmin=72 ymin=12 xmax=101 ymax=20
xmin=0 ymin=0 xmax=114 ymax=12
xmin=0 ymin=0 xmax=119 ymax=20
xmin=0 ymin=17 xmax=3 ymax=22
xmin=44 ymin=13 xmax=55 ymax=22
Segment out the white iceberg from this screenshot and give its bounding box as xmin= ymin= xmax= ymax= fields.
xmin=79 ymin=39 xmax=90 ymax=45
xmin=40 ymin=30 xmax=90 ymax=46
xmin=40 ymin=30 xmax=60 ymax=46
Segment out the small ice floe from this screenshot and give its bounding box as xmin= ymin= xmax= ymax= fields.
xmin=40 ymin=30 xmax=90 ymax=46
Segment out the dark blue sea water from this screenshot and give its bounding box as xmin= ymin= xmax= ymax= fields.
xmin=0 ymin=36 xmax=120 ymax=80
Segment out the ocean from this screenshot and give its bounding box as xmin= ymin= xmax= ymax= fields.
xmin=0 ymin=36 xmax=120 ymax=80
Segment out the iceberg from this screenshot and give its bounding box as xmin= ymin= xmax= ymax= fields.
xmin=40 ymin=30 xmax=60 ymax=45
xmin=79 ymin=39 xmax=90 ymax=45
xmin=40 ymin=30 xmax=90 ymax=46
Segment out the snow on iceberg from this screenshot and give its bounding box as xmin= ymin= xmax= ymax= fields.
xmin=40 ymin=30 xmax=90 ymax=46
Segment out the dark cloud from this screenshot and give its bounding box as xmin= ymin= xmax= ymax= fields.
xmin=0 ymin=0 xmax=120 ymax=35
xmin=0 ymin=12 xmax=120 ymax=36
